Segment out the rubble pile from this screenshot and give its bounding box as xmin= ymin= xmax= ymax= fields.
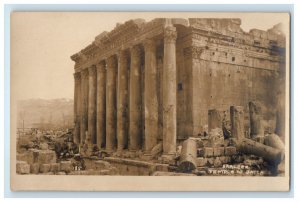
xmin=16 ymin=100 xmax=285 ymax=176
xmin=173 ymin=101 xmax=285 ymax=176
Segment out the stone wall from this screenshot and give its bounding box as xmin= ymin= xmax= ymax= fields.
xmin=187 ymin=19 xmax=285 ymax=137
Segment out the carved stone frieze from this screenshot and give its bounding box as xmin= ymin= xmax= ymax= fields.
xmin=183 ymin=46 xmax=204 ymax=59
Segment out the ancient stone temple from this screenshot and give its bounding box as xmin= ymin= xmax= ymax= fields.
xmin=71 ymin=18 xmax=286 ymax=158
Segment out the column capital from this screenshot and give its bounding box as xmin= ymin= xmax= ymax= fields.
xmin=130 ymin=45 xmax=142 ymax=58
xmin=164 ymin=26 xmax=177 ymax=44
xmin=117 ymin=49 xmax=128 ymax=64
xmin=106 ymin=55 xmax=117 ymax=67
xmin=80 ymin=68 xmax=89 ymax=78
xmin=143 ymin=39 xmax=156 ymax=52
xmin=96 ymin=61 xmax=106 ymax=72
xmin=73 ymin=72 xmax=81 ymax=80
xmin=88 ymin=65 xmax=97 ymax=75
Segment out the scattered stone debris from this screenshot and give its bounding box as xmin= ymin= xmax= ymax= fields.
xmin=16 ymin=100 xmax=285 ymax=176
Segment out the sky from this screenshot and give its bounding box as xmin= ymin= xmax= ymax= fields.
xmin=10 ymin=12 xmax=289 ymax=100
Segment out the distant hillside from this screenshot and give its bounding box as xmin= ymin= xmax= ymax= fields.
xmin=17 ymin=98 xmax=74 ymax=130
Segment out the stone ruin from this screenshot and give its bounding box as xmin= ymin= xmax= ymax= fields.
xmin=17 ymin=18 xmax=286 ymax=176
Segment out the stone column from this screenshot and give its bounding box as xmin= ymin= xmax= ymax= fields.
xmin=80 ymin=69 xmax=89 ymax=144
xmin=208 ymin=109 xmax=222 ymax=132
xmin=129 ymin=46 xmax=143 ymax=151
xmin=106 ymin=55 xmax=118 ymax=152
xmin=73 ymin=72 xmax=81 ymax=144
xmin=117 ymin=50 xmax=129 ymax=151
xmin=230 ymin=106 xmax=245 ymax=141
xmin=162 ymin=25 xmax=177 ymax=157
xmin=249 ymin=101 xmax=264 ymax=139
xmin=96 ymin=61 xmax=106 ymax=149
xmin=144 ymin=39 xmax=159 ymax=153
xmin=88 ymin=65 xmax=97 ymax=145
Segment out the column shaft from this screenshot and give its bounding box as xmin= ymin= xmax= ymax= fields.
xmin=163 ymin=26 xmax=177 ymax=156
xmin=96 ymin=62 xmax=106 ymax=148
xmin=249 ymin=101 xmax=264 ymax=138
xmin=144 ymin=39 xmax=159 ymax=153
xmin=230 ymin=106 xmax=245 ymax=140
xmin=106 ymin=56 xmax=118 ymax=152
xmin=129 ymin=46 xmax=143 ymax=151
xmin=117 ymin=50 xmax=129 ymax=151
xmin=88 ymin=65 xmax=97 ymax=145
xmin=80 ymin=69 xmax=89 ymax=144
xmin=73 ymin=72 xmax=81 ymax=144
xmin=208 ymin=109 xmax=222 ymax=132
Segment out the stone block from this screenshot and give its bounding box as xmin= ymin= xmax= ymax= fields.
xmin=196 ymin=157 xmax=207 ymax=167
xmin=37 ymin=150 xmax=56 ymax=164
xmin=213 ymin=147 xmax=225 ymax=157
xmin=206 ymin=157 xmax=214 ymax=166
xmin=16 ymin=161 xmax=30 ymax=174
xmin=50 ymin=163 xmax=60 ymax=173
xmin=225 ymin=146 xmax=237 ymax=156
xmin=94 ymin=160 xmax=111 ymax=170
xmin=219 ymin=156 xmax=231 ymax=164
xmin=30 ymin=163 xmax=40 ymax=174
xmin=214 ymin=157 xmax=223 ymax=167
xmin=203 ymin=147 xmax=213 ymax=157
xmin=39 ymin=164 xmax=51 ymax=173
xmin=17 ymin=151 xmax=35 ymax=164
xmin=60 ymin=161 xmax=73 ymax=173
xmin=197 ymin=148 xmax=204 ymax=157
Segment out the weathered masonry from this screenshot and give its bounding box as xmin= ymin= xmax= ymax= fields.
xmin=71 ymin=18 xmax=285 ymax=157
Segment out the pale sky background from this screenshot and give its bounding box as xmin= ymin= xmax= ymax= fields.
xmin=10 ymin=12 xmax=289 ymax=100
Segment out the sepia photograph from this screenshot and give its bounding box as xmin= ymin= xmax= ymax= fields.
xmin=10 ymin=12 xmax=290 ymax=191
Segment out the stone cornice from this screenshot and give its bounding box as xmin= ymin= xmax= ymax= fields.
xmin=81 ymin=43 xmax=99 ymax=58
xmin=72 ymin=18 xmax=166 ymax=71
xmin=70 ymin=52 xmax=86 ymax=63
xmin=72 ymin=18 xmax=285 ymax=72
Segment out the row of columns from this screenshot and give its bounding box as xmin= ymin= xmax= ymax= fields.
xmin=73 ymin=25 xmax=178 ymax=157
